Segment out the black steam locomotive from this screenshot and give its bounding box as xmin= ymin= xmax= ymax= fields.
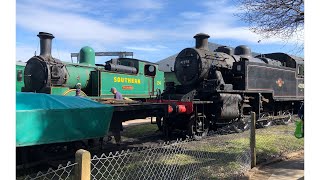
xmin=157 ymin=33 xmax=304 ymax=138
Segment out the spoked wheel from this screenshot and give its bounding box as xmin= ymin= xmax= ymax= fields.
xmin=281 ymin=111 xmax=292 ymax=125
xmin=257 ymin=113 xmax=272 ymax=128
xmin=188 ymin=113 xmax=209 ymax=140
xmin=232 ymin=116 xmax=250 ymax=133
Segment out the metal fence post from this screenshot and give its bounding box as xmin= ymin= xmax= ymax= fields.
xmin=75 ymin=149 xmax=91 ymax=180
xmin=250 ymin=112 xmax=256 ymax=168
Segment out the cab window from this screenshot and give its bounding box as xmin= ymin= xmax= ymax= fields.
xmin=144 ymin=64 xmax=156 ymax=76
xmin=297 ymin=65 xmax=304 ymax=77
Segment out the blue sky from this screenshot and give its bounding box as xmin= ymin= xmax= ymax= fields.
xmin=16 ymin=0 xmax=304 ymax=63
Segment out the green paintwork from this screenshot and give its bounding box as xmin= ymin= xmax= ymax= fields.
xmin=60 ymin=59 xmax=164 ymax=98
xmin=64 ymin=64 xmax=96 ymax=89
xmin=100 ymin=71 xmax=149 ymax=98
xmin=19 ymin=47 xmax=165 ymax=99
xmin=154 ymin=70 xmax=165 ymax=93
xmin=16 ymin=92 xmax=114 ymax=147
xmin=96 ymin=60 xmax=164 ymax=98
xmin=164 ymin=72 xmax=181 ymax=87
xmin=16 ymin=62 xmax=26 ymax=92
xmin=79 ymin=46 xmax=95 ymax=66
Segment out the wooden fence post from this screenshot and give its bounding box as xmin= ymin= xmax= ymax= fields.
xmin=75 ymin=149 xmax=91 ymax=180
xmin=250 ymin=112 xmax=256 ymax=168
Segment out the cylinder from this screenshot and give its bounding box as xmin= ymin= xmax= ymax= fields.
xmin=194 ymin=33 xmax=210 ymax=50
xmin=219 ymin=93 xmax=242 ymax=120
xmin=79 ymin=46 xmax=95 ymax=66
xmin=37 ymin=32 xmax=55 ymax=57
xmin=105 ymin=64 xmax=137 ymax=74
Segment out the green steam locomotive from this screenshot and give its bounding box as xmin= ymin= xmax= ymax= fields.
xmin=20 ymin=32 xmax=164 ymax=99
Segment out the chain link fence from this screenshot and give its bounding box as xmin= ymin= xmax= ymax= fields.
xmin=254 ymin=118 xmax=304 ymax=164
xmin=21 ymin=161 xmax=77 ymax=180
xmin=18 ymin=115 xmax=304 ymax=180
xmin=91 ymin=131 xmax=251 ymax=180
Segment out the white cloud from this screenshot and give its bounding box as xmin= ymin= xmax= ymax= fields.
xmin=176 ymin=1 xmax=304 ymax=46
xmin=16 ymin=4 xmax=156 ymax=44
xmin=16 ymin=43 xmax=73 ymax=62
xmin=24 ymin=0 xmax=86 ymax=11
xmin=203 ymin=1 xmax=243 ymax=14
xmin=155 ymin=45 xmax=168 ymax=49
xmin=117 ymin=12 xmax=155 ymax=25
xmin=18 ymin=0 xmax=116 ymax=14
xmin=16 ymin=0 xmax=304 ymax=62
xmin=180 ymin=12 xmax=202 ymax=19
xmin=123 ymin=0 xmax=165 ymax=10
xmin=199 ymin=24 xmax=265 ymax=43
xmin=16 ymin=45 xmax=37 ymax=62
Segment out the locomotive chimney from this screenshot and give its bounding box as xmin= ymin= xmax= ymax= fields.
xmin=37 ymin=32 xmax=55 ymax=57
xmin=194 ymin=33 xmax=210 ymax=50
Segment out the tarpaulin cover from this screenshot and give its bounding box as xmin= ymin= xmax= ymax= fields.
xmin=16 ymin=92 xmax=114 ymax=147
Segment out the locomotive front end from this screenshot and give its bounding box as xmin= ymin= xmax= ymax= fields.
xmin=174 ymin=48 xmax=201 ymax=86
xmin=23 ymin=32 xmax=95 ymax=95
xmin=24 ymin=32 xmax=68 ymax=92
xmin=174 ymin=33 xmax=213 ymax=86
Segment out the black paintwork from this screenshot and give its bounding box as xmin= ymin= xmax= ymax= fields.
xmin=245 ymin=61 xmax=301 ymax=99
xmin=165 ymin=33 xmax=304 ymax=127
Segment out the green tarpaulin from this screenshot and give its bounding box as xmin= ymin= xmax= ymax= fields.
xmin=16 ymin=92 xmax=114 ymax=147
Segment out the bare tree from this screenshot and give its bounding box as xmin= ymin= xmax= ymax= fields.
xmin=237 ymin=0 xmax=304 ymax=41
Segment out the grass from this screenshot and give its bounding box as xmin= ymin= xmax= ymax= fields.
xmin=122 ymin=123 xmax=159 ymax=138
xmin=192 ymin=124 xmax=304 ymax=179
xmin=198 ymin=161 xmax=244 ymax=179
xmin=162 ymin=153 xmax=199 ymax=165
xmin=135 ymin=123 xmax=301 ymax=176
xmin=229 ymin=124 xmax=304 ymax=163
xmin=122 ymin=122 xmax=303 ymax=169
xmin=24 ymin=123 xmax=303 ymax=180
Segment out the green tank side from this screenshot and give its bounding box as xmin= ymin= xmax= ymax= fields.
xmin=96 ymin=60 xmax=165 ymax=98
xmin=164 ymin=72 xmax=181 ymax=86
xmin=154 ymin=67 xmax=165 ymax=93
xmin=16 ymin=63 xmax=26 ymax=92
xmin=99 ymin=71 xmax=151 ymax=98
xmin=79 ymin=46 xmax=95 ymax=66
xmin=65 ymin=64 xmax=96 ymax=89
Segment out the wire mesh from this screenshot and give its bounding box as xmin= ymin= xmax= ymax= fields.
xmin=91 ymin=131 xmax=251 ymax=180
xmin=19 ymin=116 xmax=304 ymax=180
xmin=23 ymin=161 xmax=77 ymax=180
xmin=254 ymin=118 xmax=304 ymax=163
